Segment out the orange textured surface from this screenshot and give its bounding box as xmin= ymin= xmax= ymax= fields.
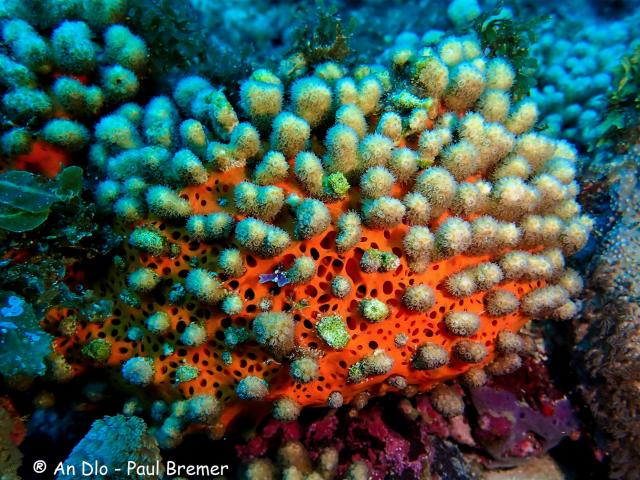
xmin=48 ymin=164 xmax=543 ymax=427
xmin=13 ymin=141 xmax=69 ymax=178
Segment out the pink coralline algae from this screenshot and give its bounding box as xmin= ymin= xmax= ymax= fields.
xmin=340 ymin=408 xmax=429 ymax=479
xmin=236 ymin=419 xmax=302 ymax=460
xmin=236 ymin=355 xmax=580 ymax=477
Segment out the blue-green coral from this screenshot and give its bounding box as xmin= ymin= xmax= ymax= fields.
xmin=0 ymin=292 xmax=52 ymax=378
xmin=0 ymin=3 xmax=147 ymax=160
xmin=57 ymin=415 xmax=164 ymax=480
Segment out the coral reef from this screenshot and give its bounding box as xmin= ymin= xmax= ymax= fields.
xmin=0 ymin=291 xmax=53 ymax=379
xmin=48 ymin=31 xmax=589 ymax=454
xmin=57 ymin=415 xmax=164 ymax=479
xmin=531 ymin=5 xmax=640 ymax=150
xmin=574 ymin=146 xmax=640 ymax=479
xmin=0 ymin=0 xmax=634 ymax=478
xmin=0 ymin=0 xmax=147 ymax=176
xmin=0 ymin=0 xmax=592 ymax=455
xmin=0 ymin=167 xmax=116 ymax=385
xmin=236 ymin=354 xmax=577 ymax=479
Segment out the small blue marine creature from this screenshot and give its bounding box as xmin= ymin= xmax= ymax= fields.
xmin=259 ymin=266 xmax=290 ymax=287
